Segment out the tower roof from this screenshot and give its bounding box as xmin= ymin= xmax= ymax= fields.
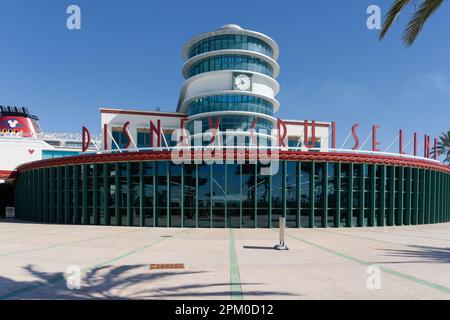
xmin=182 ymin=24 xmax=279 ymax=60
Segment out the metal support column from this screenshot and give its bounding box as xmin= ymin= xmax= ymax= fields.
xmin=419 ymin=169 xmax=425 ymax=224
xmin=370 ymin=164 xmax=376 ymax=227
xmin=297 ymin=162 xmax=301 ymax=228
xmin=38 ymin=169 xmax=43 ymax=222
xmin=336 ymin=162 xmax=341 ymax=227
xmin=348 ymin=163 xmax=354 ymax=227
xmin=359 ymin=164 xmax=365 ymax=227
xmin=282 ymin=162 xmax=287 ymax=221
xmin=82 ymin=164 xmax=88 ymax=225
xmin=56 ymin=167 xmax=62 ymax=224
xmin=127 ymin=162 xmax=132 ymax=226
xmin=73 ymin=165 xmax=79 ymax=224
xmin=167 ymin=163 xmax=170 ymax=228
xmin=49 ymin=168 xmax=55 ymax=223
xmin=115 ymin=163 xmax=120 ymax=226
xmin=397 ymin=167 xmax=404 ymax=226
xmin=379 ymin=165 xmax=386 ymax=226
xmin=323 ymin=163 xmax=328 ymax=228
xmin=431 ymin=171 xmax=436 ymax=224
xmin=268 ymin=172 xmax=272 ymax=228
xmin=412 ymin=168 xmax=419 ymax=225
xmin=181 ymin=164 xmax=184 ymax=228
xmin=93 ymin=164 xmax=98 ymax=225
xmin=139 ymin=162 xmax=144 ymax=227
xmin=64 ymin=166 xmax=70 ymax=224
xmin=103 ymin=163 xmax=109 ymax=226
xmin=43 ymin=168 xmax=48 ymax=223
xmin=309 ymin=161 xmax=315 ymax=228
xmin=426 ymin=170 xmax=431 ymax=224
xmin=389 ymin=166 xmax=395 ymax=226
xmin=195 ymin=164 xmax=199 ymax=228
xmin=405 ymin=167 xmax=412 ymax=225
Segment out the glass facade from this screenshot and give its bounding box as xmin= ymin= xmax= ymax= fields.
xmin=112 ymin=129 xmax=128 ymax=150
xmin=42 ymin=150 xmax=80 ymax=159
xmin=188 ymin=34 xmax=274 ymax=59
xmin=15 ymin=160 xmax=450 ymax=228
xmin=186 ymin=115 xmax=273 ymax=134
xmin=188 ymin=54 xmax=274 ymax=78
xmin=182 ymin=27 xmax=278 ymax=147
xmin=188 ymin=95 xmax=274 ymax=117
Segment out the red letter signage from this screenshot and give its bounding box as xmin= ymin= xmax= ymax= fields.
xmin=304 ymin=120 xmax=317 ymax=149
xmin=351 ymin=123 xmax=360 ymax=150
xmin=372 ymin=125 xmax=380 ymax=152
xmin=82 ymin=126 xmax=91 ymax=152
xmin=150 ymin=119 xmax=161 ymax=148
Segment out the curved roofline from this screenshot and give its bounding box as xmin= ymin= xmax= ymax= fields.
xmin=15 ymin=151 xmax=450 ymax=175
xmin=182 ymin=25 xmax=279 ymax=61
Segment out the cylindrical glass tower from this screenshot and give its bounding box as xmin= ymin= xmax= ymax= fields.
xmin=177 ymin=24 xmax=280 ymax=145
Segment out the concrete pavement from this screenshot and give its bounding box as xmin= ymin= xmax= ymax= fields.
xmin=0 ymin=220 xmax=450 ymax=299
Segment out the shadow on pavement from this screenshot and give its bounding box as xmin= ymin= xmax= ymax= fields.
xmin=379 ymin=245 xmax=450 ymax=264
xmin=243 ymin=246 xmax=275 ymax=250
xmin=0 ymin=264 xmax=295 ymax=299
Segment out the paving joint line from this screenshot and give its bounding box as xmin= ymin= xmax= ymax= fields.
xmin=229 ymin=229 xmax=243 ymax=300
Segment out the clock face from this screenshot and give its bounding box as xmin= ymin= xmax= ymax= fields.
xmin=234 ymin=74 xmax=251 ymax=91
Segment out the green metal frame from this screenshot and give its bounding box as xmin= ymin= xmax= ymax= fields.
xmin=370 ymin=164 xmax=376 ymax=227
xmin=56 ymin=167 xmax=62 ymax=224
xmin=73 ymin=165 xmax=79 ymax=224
xmin=15 ymin=161 xmax=450 ymax=229
xmin=388 ymin=166 xmax=395 ymax=226
xmin=64 ymin=166 xmax=70 ymax=224
xmin=359 ymin=164 xmax=365 ymax=227
xmin=405 ymin=167 xmax=412 ymax=225
xmin=296 ymin=162 xmax=301 ymax=227
xmin=82 ymin=164 xmax=88 ymax=225
xmin=323 ymin=162 xmax=328 ymax=228
xmin=309 ymin=161 xmax=315 ymax=228
xmin=49 ymin=167 xmax=55 ymax=223
xmin=412 ymin=168 xmax=419 ymax=225
xmin=127 ymin=162 xmax=132 ymax=226
xmin=43 ymin=168 xmax=48 ymax=222
xmin=103 ymin=163 xmax=109 ymax=226
xmin=93 ymin=164 xmax=98 ymax=225
xmin=335 ymin=162 xmax=341 ymax=227
xmin=139 ymin=162 xmax=144 ymax=227
xmin=379 ymin=165 xmax=386 ymax=226
xmin=397 ymin=166 xmax=404 ymax=226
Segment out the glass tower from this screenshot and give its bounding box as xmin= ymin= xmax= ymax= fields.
xmin=177 ymin=24 xmax=280 ymax=145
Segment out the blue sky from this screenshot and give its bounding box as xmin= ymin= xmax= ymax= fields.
xmin=0 ymin=0 xmax=449 ymax=155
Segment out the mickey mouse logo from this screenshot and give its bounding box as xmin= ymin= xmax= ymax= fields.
xmin=8 ymin=119 xmax=19 ymax=128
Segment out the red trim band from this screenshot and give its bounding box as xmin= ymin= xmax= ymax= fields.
xmin=0 ymin=170 xmax=16 ymax=179
xmin=100 ymin=108 xmax=187 ymax=118
xmin=15 ymin=150 xmax=450 ymax=174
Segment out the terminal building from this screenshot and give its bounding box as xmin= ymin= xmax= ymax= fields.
xmin=10 ymin=25 xmax=450 ymax=228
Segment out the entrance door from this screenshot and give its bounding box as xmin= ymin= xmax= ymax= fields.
xmin=0 ymin=182 xmax=14 ymax=218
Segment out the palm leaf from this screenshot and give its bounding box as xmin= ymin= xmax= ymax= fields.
xmin=432 ymin=130 xmax=450 ymax=163
xmin=379 ymin=0 xmax=415 ymax=40
xmin=403 ymin=0 xmax=444 ymax=46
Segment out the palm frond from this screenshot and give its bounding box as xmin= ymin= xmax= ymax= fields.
xmin=433 ymin=130 xmax=450 ymax=163
xmin=379 ymin=0 xmax=414 ymax=40
xmin=403 ymin=0 xmax=444 ymax=46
